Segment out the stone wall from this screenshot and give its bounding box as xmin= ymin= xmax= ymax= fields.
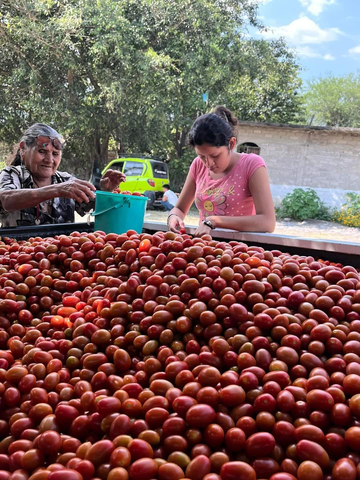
xmin=237 ymin=123 xmax=360 ymax=207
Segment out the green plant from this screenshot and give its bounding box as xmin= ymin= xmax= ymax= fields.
xmin=316 ymin=202 xmax=334 ymax=222
xmin=333 ymin=192 xmax=360 ymax=228
xmin=333 ymin=209 xmax=360 ymax=228
xmin=276 ymin=188 xmax=332 ymax=221
xmin=305 ymin=73 xmax=360 ymax=127
xmin=343 ymin=192 xmax=360 ymax=213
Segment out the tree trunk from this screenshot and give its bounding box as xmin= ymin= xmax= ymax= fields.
xmin=93 ymin=133 xmax=109 ymax=170
xmin=176 ymin=128 xmax=188 ymax=158
xmin=90 ymin=132 xmax=110 ymax=185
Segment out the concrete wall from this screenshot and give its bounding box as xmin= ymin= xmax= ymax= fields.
xmin=237 ymin=124 xmax=360 ymax=207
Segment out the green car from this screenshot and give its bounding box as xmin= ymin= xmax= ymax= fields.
xmin=101 ymin=155 xmax=170 ymax=208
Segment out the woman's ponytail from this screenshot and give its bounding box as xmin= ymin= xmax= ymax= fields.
xmin=11 ymin=149 xmax=22 ymax=167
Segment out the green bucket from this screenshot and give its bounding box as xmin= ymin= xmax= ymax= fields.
xmin=93 ymin=191 xmax=148 ymax=234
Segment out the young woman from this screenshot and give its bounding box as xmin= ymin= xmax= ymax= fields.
xmin=167 ymin=106 xmax=276 ymax=236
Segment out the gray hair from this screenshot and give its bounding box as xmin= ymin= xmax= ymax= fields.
xmin=12 ymin=123 xmax=65 ymax=166
xmin=20 ymin=123 xmax=65 ymax=147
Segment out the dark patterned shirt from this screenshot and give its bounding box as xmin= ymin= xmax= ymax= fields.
xmin=0 ymin=165 xmax=94 ymax=227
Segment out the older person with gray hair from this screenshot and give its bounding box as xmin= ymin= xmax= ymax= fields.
xmin=0 ymin=123 xmax=125 ymax=227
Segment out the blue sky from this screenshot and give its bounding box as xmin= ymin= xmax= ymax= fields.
xmin=255 ymin=0 xmax=360 ymax=82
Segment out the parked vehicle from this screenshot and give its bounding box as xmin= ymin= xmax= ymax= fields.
xmin=94 ymin=155 xmax=170 ymax=208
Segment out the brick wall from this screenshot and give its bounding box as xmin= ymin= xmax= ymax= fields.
xmin=237 ymin=124 xmax=360 ymax=192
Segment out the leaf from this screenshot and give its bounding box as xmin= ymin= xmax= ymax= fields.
xmin=0 ymin=0 xmax=303 ymax=184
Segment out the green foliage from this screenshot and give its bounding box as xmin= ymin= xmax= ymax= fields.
xmin=276 ymin=188 xmax=332 ymax=221
xmin=333 ymin=192 xmax=360 ymax=228
xmin=342 ymin=192 xmax=360 ymax=214
xmin=304 ymin=73 xmax=360 ymax=127
xmin=0 ymin=0 xmax=304 ymax=184
xmin=0 ymin=144 xmax=10 ymax=171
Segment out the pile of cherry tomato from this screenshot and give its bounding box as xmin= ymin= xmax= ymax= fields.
xmin=112 ymin=190 xmax=144 ymax=196
xmin=0 ymin=229 xmax=360 ymax=480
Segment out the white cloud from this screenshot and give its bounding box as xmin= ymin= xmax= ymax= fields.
xmin=349 ymin=45 xmax=360 ymax=55
xmin=295 ymin=46 xmax=322 ymax=57
xmin=259 ymin=16 xmax=340 ymax=62
xmin=295 ymin=46 xmax=335 ymax=60
xmin=299 ymin=0 xmax=336 ymax=16
xmin=261 ymin=16 xmax=341 ymax=45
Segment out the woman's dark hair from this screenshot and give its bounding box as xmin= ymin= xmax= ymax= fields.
xmin=11 ymin=151 xmax=22 ymax=166
xmin=11 ymin=123 xmax=64 ymax=166
xmin=188 ymin=106 xmax=238 ymax=147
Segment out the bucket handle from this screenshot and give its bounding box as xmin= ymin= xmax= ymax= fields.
xmin=93 ymin=197 xmax=131 ymax=217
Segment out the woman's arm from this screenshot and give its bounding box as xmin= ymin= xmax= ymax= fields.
xmin=170 ymin=174 xmax=197 ymax=218
xmin=0 ymin=179 xmax=96 ymax=212
xmin=206 ymin=167 xmax=276 ymax=233
xmin=0 ymin=185 xmax=60 ymax=212
xmin=76 ymin=169 xmax=126 ymax=217
xmin=168 ymin=174 xmax=197 ymax=232
xmin=99 ymin=169 xmax=126 ymax=191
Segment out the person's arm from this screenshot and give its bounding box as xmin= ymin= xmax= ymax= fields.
xmin=196 ymin=167 xmax=276 ymax=235
xmin=99 ymin=169 xmax=126 ymax=191
xmin=0 ymin=179 xmax=96 ymax=212
xmin=168 ymin=174 xmax=197 ymax=232
xmin=163 ymin=194 xmax=168 ymax=202
xmin=77 ymin=169 xmax=127 ymax=216
xmin=0 ymin=185 xmax=60 ymax=212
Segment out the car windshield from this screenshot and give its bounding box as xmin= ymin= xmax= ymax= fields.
xmin=151 ymin=161 xmax=168 ymax=178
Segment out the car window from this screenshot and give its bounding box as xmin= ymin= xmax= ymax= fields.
xmin=150 ymin=161 xmax=168 ymax=178
xmin=124 ymin=161 xmax=144 ymax=176
xmin=109 ymin=161 xmax=124 ymax=172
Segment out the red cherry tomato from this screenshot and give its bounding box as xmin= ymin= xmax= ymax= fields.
xmin=139 ymin=239 xmax=151 ymax=253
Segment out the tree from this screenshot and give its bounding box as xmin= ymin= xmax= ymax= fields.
xmin=304 ymin=73 xmax=360 ymax=127
xmin=0 ymin=0 xmax=303 ymax=185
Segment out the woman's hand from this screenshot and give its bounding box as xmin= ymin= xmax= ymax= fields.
xmin=56 ymin=179 xmax=96 ymax=203
xmin=194 ymin=222 xmax=212 ymax=237
xmin=168 ymin=214 xmax=185 ymax=233
xmin=100 ymin=169 xmax=126 ymax=192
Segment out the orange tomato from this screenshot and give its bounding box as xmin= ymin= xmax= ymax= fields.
xmin=139 ymin=239 xmax=151 ymax=253
xmin=50 ymin=316 xmax=65 ymax=328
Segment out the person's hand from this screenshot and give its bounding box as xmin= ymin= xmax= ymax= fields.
xmin=194 ymin=222 xmax=212 ymax=237
xmin=168 ymin=214 xmax=185 ymax=233
xmin=55 ymin=179 xmax=96 ymax=203
xmin=100 ymin=169 xmax=126 ymax=192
